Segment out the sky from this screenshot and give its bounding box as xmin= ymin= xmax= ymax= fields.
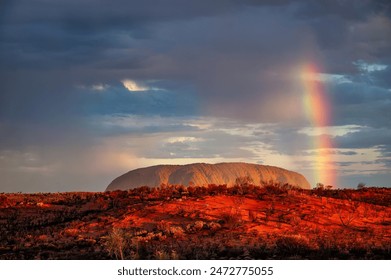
xmin=0 ymin=0 xmax=391 ymax=192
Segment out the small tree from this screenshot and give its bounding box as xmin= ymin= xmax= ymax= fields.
xmin=316 ymin=183 xmax=324 ymax=189
xmin=235 ymin=176 xmax=254 ymax=186
xmin=106 ymin=228 xmax=127 ymax=260
xmin=336 ymin=200 xmax=359 ymax=228
xmin=357 ymin=182 xmax=366 ymax=189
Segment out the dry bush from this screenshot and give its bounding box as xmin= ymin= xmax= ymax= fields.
xmin=156 ymin=221 xmax=171 ymax=234
xmin=207 ymin=184 xmax=228 ymax=195
xmin=106 ymin=228 xmax=127 ymax=260
xmin=154 ymin=249 xmax=170 ymax=260
xmin=193 ymin=220 xmax=205 ymax=231
xmin=263 ymin=183 xmax=288 ymax=195
xmin=185 ymin=220 xmax=205 ymax=233
xmin=274 ymin=235 xmax=312 ymax=258
xmin=336 ymin=201 xmax=359 ymax=227
xmin=221 ymin=210 xmax=242 ymax=229
xmin=169 ymin=226 xmax=185 ymax=238
xmin=207 ymin=221 xmax=222 ymax=232
xmin=105 ymin=227 xmax=142 ymax=260
xmin=235 ymin=176 xmax=254 ymax=186
xmin=174 ymin=205 xmax=186 ymax=216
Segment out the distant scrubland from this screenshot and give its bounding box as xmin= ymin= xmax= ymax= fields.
xmin=0 ymin=183 xmax=390 ymax=259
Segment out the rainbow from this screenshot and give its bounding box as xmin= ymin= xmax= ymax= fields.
xmin=301 ymin=63 xmax=336 ymax=187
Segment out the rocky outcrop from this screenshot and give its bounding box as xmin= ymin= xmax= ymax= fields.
xmin=105 ymin=162 xmax=311 ymax=191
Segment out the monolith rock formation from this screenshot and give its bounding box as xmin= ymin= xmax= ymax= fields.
xmin=105 ymin=162 xmax=311 ymax=191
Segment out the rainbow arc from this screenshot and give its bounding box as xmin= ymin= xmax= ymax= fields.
xmin=301 ymin=64 xmax=336 ymax=187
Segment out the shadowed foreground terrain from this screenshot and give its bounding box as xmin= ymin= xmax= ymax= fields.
xmin=0 ymin=184 xmax=390 ymax=260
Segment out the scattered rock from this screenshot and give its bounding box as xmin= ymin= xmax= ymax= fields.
xmin=208 ymin=222 xmax=222 ymax=231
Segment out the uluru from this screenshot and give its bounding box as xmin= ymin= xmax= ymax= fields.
xmin=105 ymin=162 xmax=311 ymax=191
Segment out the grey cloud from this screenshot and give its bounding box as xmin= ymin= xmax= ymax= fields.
xmin=339 ymin=172 xmax=391 ymax=187
xmin=2 ymin=0 xmax=390 ymax=124
xmin=330 ymin=81 xmax=391 ymax=106
xmin=295 ymin=0 xmax=389 ymax=21
xmin=302 ymin=150 xmax=358 ymax=156
xmin=337 ymin=150 xmax=359 ymax=155
xmin=370 ymin=66 xmax=391 ymax=88
xmin=143 ymin=131 xmax=257 ymax=159
xmin=0 ymin=146 xmax=119 ymax=193
xmin=336 ymin=162 xmax=355 ymax=167
xmin=375 ymin=158 xmax=391 ymax=168
xmin=264 ymin=126 xmax=312 ymax=155
xmin=327 ymin=66 xmax=391 ymax=128
xmin=91 ymin=115 xmax=200 ymax=138
xmin=334 ymin=127 xmax=391 ymax=149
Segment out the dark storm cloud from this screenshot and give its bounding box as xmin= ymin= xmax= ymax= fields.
xmin=334 ymin=127 xmax=391 ymax=157
xmin=0 ymin=0 xmax=292 ymax=67
xmin=2 ymin=0 xmax=389 ymax=63
xmin=1 ymin=0 xmax=390 ymax=124
xmin=297 ymin=0 xmax=386 ymax=19
xmin=329 ymin=81 xmax=391 ymax=127
xmin=370 ymin=66 xmax=391 ymax=88
xmin=2 ymin=0 xmax=295 ymax=27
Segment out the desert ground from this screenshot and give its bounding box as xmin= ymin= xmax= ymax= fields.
xmin=0 ymin=184 xmax=390 ymax=260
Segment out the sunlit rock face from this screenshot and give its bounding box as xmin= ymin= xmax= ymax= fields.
xmin=105 ymin=162 xmax=311 ymax=191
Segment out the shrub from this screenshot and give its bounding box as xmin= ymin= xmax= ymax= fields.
xmin=263 ymin=183 xmax=288 ymax=195
xmin=235 ymin=176 xmax=254 ymax=186
xmin=357 ymin=182 xmax=366 ymax=189
xmin=156 ymin=221 xmax=171 ymax=234
xmin=106 ymin=228 xmax=127 ymax=260
xmin=221 ymin=211 xmax=242 ymax=229
xmin=274 ymin=236 xmax=312 ymax=257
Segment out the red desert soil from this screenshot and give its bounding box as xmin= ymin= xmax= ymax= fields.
xmin=0 ymin=184 xmax=390 ymax=259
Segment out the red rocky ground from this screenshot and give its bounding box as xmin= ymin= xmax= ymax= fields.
xmin=0 ymin=184 xmax=390 ymax=259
